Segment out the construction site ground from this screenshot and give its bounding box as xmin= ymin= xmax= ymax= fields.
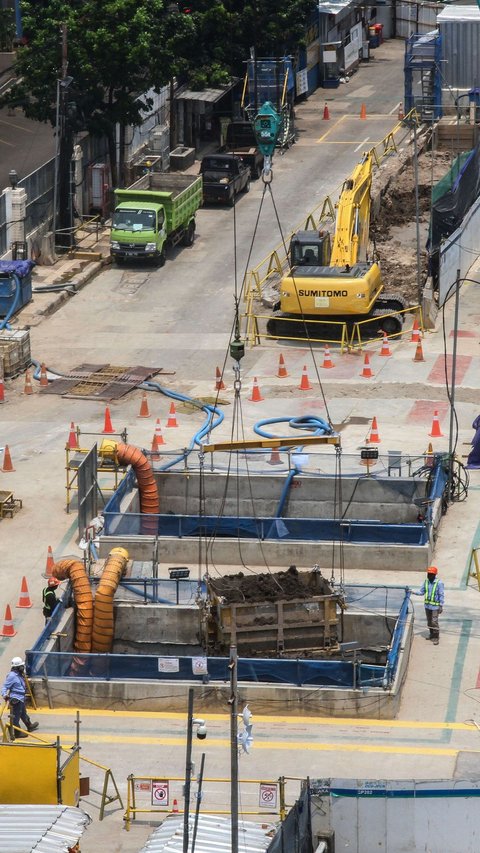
xmin=2 ymin=38 xmax=480 ymax=851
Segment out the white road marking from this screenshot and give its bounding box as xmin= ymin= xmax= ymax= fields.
xmin=354 ymin=137 xmax=370 ymax=152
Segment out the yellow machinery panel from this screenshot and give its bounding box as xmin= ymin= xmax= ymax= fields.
xmin=0 ymin=743 xmax=80 ymax=805
xmin=280 ymin=262 xmax=384 ymax=316
xmin=0 ymin=743 xmax=58 ymax=804
xmin=60 ymin=748 xmax=80 ymax=806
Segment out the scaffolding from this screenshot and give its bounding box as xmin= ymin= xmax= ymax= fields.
xmin=404 ymin=33 xmax=442 ymax=121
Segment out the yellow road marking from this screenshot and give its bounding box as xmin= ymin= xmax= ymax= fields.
xmin=34 ymin=708 xmax=476 ymax=732
xmin=51 ymin=734 xmax=463 ymax=755
xmin=316 ymin=115 xmax=346 ymax=143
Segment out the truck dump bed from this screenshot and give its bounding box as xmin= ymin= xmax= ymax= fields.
xmin=204 ymin=568 xmax=340 ymax=656
xmin=115 ymin=173 xmax=202 ymax=233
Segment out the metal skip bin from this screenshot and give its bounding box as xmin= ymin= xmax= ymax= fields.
xmin=205 ymin=568 xmax=341 ymax=656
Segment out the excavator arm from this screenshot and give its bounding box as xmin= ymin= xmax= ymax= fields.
xmin=330 ymin=152 xmax=373 ymax=268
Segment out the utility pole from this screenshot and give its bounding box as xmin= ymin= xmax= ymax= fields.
xmin=229 ymin=645 xmax=239 ymax=853
xmin=56 ymin=24 xmax=74 ymax=249
xmin=183 ymin=687 xmax=194 ymax=853
xmin=413 ymin=119 xmax=422 ymax=307
xmin=447 ymin=268 xmax=461 ymax=501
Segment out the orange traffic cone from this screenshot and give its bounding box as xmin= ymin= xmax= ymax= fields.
xmin=138 ymin=391 xmax=150 ymax=418
xmin=360 ymin=353 xmax=374 ymax=378
xmin=39 ymin=362 xmax=49 ymax=388
xmin=277 ymin=353 xmax=288 ymax=378
xmin=249 ymin=377 xmax=264 ymax=402
xmin=369 ymin=416 xmax=381 ymax=443
xmin=154 ymin=418 xmax=165 ymax=446
xmin=215 ymin=366 xmax=226 ymax=391
xmin=323 ymin=103 xmax=330 ymax=120
xmin=360 ymin=103 xmax=367 ymax=120
xmin=67 ymin=421 xmax=79 ymax=450
xmin=24 ymin=369 xmax=33 ymax=395
xmin=322 ymin=345 xmax=334 ymax=369
xmin=398 ymin=103 xmax=405 ymax=121
xmin=45 ymin=546 xmax=55 ymax=577
xmin=424 ymin=442 xmax=434 ymax=467
xmin=2 ymin=445 xmax=15 ymax=472
xmin=166 ymin=402 xmax=178 ymax=427
xmin=410 ymin=318 xmax=421 ymax=343
xmin=0 ymin=604 xmax=16 ymax=638
xmin=0 ymin=377 xmax=4 ymax=404
xmin=172 ymin=798 xmax=179 ymax=814
xmin=379 ymin=333 xmax=391 ymax=357
xmin=267 ymin=446 xmax=282 ymax=465
xmin=413 ymin=340 xmax=425 ymax=362
xmin=429 ymin=411 xmax=443 ymax=438
xmin=16 ymin=576 xmax=32 ymax=609
xmin=298 ymin=365 xmax=312 ymax=391
xmin=102 ymin=406 xmax=115 ymax=434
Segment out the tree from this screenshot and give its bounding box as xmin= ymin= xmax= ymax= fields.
xmin=2 ymin=0 xmax=194 ymax=185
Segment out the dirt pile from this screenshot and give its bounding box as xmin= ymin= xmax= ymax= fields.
xmin=372 ymin=150 xmax=453 ymax=302
xmin=208 ymin=565 xmax=333 ymax=603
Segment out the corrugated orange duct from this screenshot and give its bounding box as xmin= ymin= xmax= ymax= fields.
xmin=115 ymin=442 xmax=160 ymax=534
xmin=91 ymin=547 xmax=129 ymax=654
xmin=52 ymin=559 xmax=94 ymax=674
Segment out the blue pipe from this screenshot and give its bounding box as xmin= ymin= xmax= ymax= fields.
xmin=0 ymin=274 xmax=21 ymax=330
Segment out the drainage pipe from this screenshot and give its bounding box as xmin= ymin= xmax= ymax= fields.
xmin=114 ymin=442 xmax=160 ymax=534
xmin=51 ymin=559 xmax=94 ymax=670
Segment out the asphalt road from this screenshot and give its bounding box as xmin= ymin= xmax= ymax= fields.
xmin=0 ymin=107 xmax=55 ymax=187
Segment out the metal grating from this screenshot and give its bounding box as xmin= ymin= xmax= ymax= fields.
xmin=42 ymin=363 xmax=169 ymax=400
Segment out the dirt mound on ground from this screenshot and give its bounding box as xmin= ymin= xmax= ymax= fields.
xmin=208 ymin=566 xmax=333 ymax=603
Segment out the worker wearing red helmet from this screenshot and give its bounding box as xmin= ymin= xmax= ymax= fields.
xmin=412 ymin=566 xmax=444 ymax=645
xmin=42 ymin=577 xmax=60 ymax=624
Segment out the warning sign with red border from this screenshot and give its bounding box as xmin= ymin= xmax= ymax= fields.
xmin=259 ymin=782 xmax=277 ymax=809
xmin=151 ymin=779 xmax=169 ymax=807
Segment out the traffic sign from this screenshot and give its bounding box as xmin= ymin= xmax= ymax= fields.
xmin=259 ymin=782 xmax=277 ymax=809
xmin=151 ymin=779 xmax=169 ymax=807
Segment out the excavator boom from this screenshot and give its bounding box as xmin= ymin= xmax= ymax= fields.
xmin=330 ymin=152 xmax=373 ymax=267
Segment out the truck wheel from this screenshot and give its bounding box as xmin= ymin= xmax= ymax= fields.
xmin=242 ymin=179 xmax=250 ymax=194
xmin=182 ymin=221 xmax=195 ymax=247
xmin=156 ymin=248 xmax=166 ymax=268
xmin=228 ymin=195 xmax=235 ymax=207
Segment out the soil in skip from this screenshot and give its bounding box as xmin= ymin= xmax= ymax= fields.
xmin=208 ymin=565 xmax=333 ymax=603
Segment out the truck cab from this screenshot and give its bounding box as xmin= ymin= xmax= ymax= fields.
xmin=111 ymin=203 xmax=163 ymax=262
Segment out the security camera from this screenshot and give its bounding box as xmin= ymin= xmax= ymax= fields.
xmin=196 ymin=723 xmax=207 ymax=740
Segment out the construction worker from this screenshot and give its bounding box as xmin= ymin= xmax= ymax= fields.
xmin=1 ymin=657 xmax=39 ymax=738
xmin=42 ymin=577 xmax=60 ymax=624
xmin=412 ymin=566 xmax=444 ymax=645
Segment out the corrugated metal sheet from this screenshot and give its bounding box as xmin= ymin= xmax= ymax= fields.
xmin=318 ymin=0 xmax=355 ymax=19
xmin=175 ymin=82 xmax=237 ymax=103
xmin=396 ymin=1 xmax=440 ymax=38
xmin=438 ymin=6 xmax=480 ymax=89
xmin=0 ymin=805 xmax=91 ymax=852
xmin=140 ymin=814 xmax=276 ymax=852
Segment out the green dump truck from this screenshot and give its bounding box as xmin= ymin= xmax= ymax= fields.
xmin=110 ymin=172 xmax=203 ymax=265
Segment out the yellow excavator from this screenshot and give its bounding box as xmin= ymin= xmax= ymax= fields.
xmin=266 ymin=151 xmax=406 ymax=337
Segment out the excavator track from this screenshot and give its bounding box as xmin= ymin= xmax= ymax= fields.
xmin=372 ymin=292 xmax=408 ymax=335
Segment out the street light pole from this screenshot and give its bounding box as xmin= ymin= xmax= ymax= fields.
xmin=183 ymin=687 xmax=194 ymax=853
xmin=447 ymin=268 xmax=461 ymax=501
xmin=229 ymin=645 xmax=239 ymax=853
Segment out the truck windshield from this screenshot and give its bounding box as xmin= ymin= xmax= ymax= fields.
xmin=112 ymin=209 xmax=156 ymax=232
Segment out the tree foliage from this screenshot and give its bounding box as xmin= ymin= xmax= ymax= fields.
xmin=2 ymin=0 xmax=314 ymax=177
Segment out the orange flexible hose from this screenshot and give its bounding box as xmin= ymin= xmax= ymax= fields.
xmin=52 ymin=559 xmax=94 ymax=674
xmin=115 ymin=442 xmax=160 ymax=534
xmin=91 ymin=547 xmax=129 ymax=654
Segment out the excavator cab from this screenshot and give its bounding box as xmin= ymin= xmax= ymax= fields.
xmin=290 ymin=231 xmax=331 ymax=268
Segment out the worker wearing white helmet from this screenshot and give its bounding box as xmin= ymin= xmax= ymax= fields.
xmin=1 ymin=657 xmax=39 ymax=738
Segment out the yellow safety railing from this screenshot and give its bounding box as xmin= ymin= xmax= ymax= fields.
xmin=244 ymin=305 xmax=351 ymax=352
xmin=242 ymin=108 xmax=420 ymax=339
xmin=124 ymin=774 xmax=298 ymax=830
xmin=349 ymin=304 xmax=424 ymax=350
